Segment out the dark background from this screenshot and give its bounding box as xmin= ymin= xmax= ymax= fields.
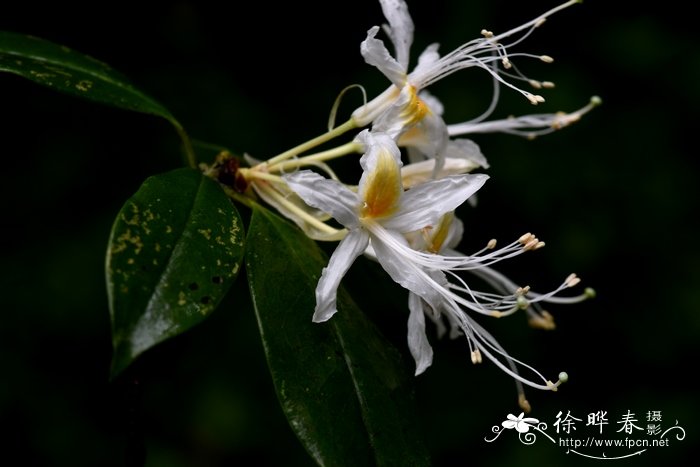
xmin=1 ymin=1 xmax=697 ymax=466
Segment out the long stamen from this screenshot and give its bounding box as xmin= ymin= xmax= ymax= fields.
xmin=412 ymin=0 xmax=582 ymax=104
xmin=488 ymin=0 xmax=582 ymax=45
xmin=448 ymin=299 xmax=568 ymax=391
xmin=373 ymin=226 xmax=541 ymax=271
xmin=448 ymin=95 xmax=602 ymax=138
xmin=366 ymin=222 xmax=574 ymax=389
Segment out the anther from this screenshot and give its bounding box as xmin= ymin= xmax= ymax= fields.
xmin=525 ymin=93 xmax=545 ymax=105
xmin=524 ymin=239 xmax=539 ymax=250
xmin=547 ymin=371 xmax=569 ymax=392
xmin=540 ymin=55 xmax=554 ymax=63
xmin=528 ymin=310 xmax=556 ymax=330
xmin=487 ymin=238 xmax=497 ymax=249
xmin=502 ymin=57 xmax=512 ymax=69
xmin=516 ymin=286 xmax=531 ymax=295
xmin=481 ymin=29 xmax=494 ymax=38
xmin=471 ymin=349 xmax=483 ymax=364
xmin=553 ymin=112 xmax=580 ymax=129
xmin=529 ymin=79 xmax=542 ymax=89
xmin=519 ymin=232 xmax=534 ymax=244
xmin=523 ymin=237 xmax=537 ymax=250
xmin=542 ymin=81 xmax=555 ymax=88
xmin=565 ymin=273 xmax=580 ymax=287
xmin=535 ymin=18 xmax=547 ymax=28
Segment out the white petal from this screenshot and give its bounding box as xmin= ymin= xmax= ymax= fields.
xmin=445 ymin=138 xmax=490 ymax=169
xmin=249 ymin=181 xmax=346 ymax=241
xmin=356 ymin=130 xmax=403 ymax=197
xmin=360 ymin=26 xmax=406 ymax=87
xmin=408 ymin=293 xmax=433 ymax=375
xmin=383 ymin=173 xmax=489 ymax=231
xmin=371 ymin=86 xmax=413 ymax=139
xmin=413 ymin=43 xmax=441 ymax=79
xmin=370 ymin=228 xmax=444 ymax=309
xmin=377 ymin=90 xmax=449 ymax=168
xmin=313 ymin=229 xmax=370 ymax=322
xmin=418 ymin=112 xmax=449 ymax=167
xmin=379 ymin=0 xmax=414 ymax=69
xmin=394 ymin=104 xmax=449 ymax=172
xmin=418 ymin=90 xmax=444 ymax=116
xmin=284 ymin=170 xmax=360 ymax=229
xmin=443 ymin=215 xmax=464 ymax=250
xmin=401 ymin=157 xmax=481 ymax=188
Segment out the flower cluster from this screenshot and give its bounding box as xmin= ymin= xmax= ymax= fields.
xmin=222 ymin=0 xmax=598 ymax=411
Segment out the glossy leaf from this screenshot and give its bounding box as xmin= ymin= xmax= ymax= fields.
xmin=246 ymin=206 xmax=430 ymax=467
xmin=106 ymin=168 xmax=244 ymax=377
xmin=0 ymin=31 xmax=195 ymax=165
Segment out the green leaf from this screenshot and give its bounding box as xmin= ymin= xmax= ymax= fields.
xmin=246 ymin=207 xmax=430 ymax=467
xmin=106 ymin=168 xmax=244 ymax=378
xmin=0 ymin=31 xmax=195 ymax=166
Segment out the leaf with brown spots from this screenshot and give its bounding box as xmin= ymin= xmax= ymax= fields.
xmin=106 ymin=168 xmax=244 ymax=378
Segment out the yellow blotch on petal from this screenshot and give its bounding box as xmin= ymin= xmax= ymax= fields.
xmin=361 ymin=148 xmax=402 ymax=219
xmin=401 ymin=86 xmax=430 ymax=127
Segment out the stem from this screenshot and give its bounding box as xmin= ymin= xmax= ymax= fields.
xmin=239 ymin=169 xmax=284 ymax=183
xmin=265 ymin=119 xmax=357 ymax=167
xmin=221 ymin=185 xmax=258 ymax=210
xmin=269 ymin=141 xmax=362 ymax=174
xmin=173 ymin=121 xmax=197 ymax=169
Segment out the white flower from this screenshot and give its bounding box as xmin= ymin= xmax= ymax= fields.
xmin=284 ymin=129 xmax=487 ymax=322
xmin=397 ymin=90 xmax=491 ymax=182
xmin=284 ymin=131 xmax=584 ymax=402
xmin=229 ymin=0 xmax=595 ymax=412
xmin=348 ymin=0 xmax=586 ymax=177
